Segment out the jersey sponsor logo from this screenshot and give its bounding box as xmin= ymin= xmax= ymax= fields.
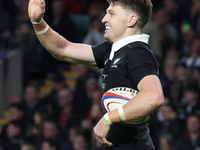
xmin=111 ymin=87 xmax=139 ymax=95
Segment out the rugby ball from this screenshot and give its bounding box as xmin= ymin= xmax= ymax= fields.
xmin=101 ymin=87 xmax=152 ymax=125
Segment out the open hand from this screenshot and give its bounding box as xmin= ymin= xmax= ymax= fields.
xmin=28 ymin=0 xmax=46 ymax=22
xmin=93 ymin=116 xmax=113 ymax=147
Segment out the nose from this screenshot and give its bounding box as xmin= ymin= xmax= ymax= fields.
xmin=102 ymin=13 xmax=108 ymax=24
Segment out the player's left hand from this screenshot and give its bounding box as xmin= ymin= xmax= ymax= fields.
xmin=93 ymin=116 xmax=113 ymax=147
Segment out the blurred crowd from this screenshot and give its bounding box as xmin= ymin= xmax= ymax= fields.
xmin=0 ymin=0 xmax=200 ymax=150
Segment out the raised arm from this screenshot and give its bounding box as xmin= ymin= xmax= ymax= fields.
xmin=28 ymin=0 xmax=96 ymax=66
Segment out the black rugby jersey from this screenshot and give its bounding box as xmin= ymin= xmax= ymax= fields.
xmin=92 ymin=40 xmax=158 ymax=150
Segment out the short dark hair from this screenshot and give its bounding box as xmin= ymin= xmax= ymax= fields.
xmin=10 ymin=120 xmax=25 ymax=132
xmin=9 ymin=103 xmax=24 ymax=112
xmin=107 ymin=0 xmax=153 ymax=29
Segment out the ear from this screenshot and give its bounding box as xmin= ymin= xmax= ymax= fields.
xmin=127 ymin=15 xmax=137 ymax=27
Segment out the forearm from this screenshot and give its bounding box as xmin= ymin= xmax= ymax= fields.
xmin=32 ymin=20 xmax=71 ymax=60
xmin=32 ymin=20 xmax=96 ymax=65
xmin=108 ymin=91 xmax=163 ymax=123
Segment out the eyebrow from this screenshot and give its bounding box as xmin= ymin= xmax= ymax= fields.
xmin=107 ymin=9 xmax=114 ymax=14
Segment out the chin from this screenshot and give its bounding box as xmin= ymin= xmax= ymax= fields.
xmin=104 ymin=35 xmax=113 ymax=43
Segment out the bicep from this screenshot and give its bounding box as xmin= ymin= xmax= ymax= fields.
xmin=137 ymin=75 xmax=164 ymax=103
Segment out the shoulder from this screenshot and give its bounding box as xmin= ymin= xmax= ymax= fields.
xmin=125 ymin=42 xmax=154 ymax=55
xmin=124 ymin=42 xmax=157 ymax=63
xmin=92 ymin=41 xmax=112 ymax=51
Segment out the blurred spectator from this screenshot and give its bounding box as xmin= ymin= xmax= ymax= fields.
xmin=41 ymin=0 xmax=75 ymax=73
xmin=192 ymin=67 xmax=200 ymax=87
xmin=13 ymin=0 xmax=30 ymax=31
xmin=57 ymin=88 xmax=81 ymax=133
xmin=150 ymin=102 xmax=185 ymax=149
xmin=71 ymin=133 xmax=89 ymax=150
xmin=8 ymin=94 xmax=22 ymax=104
xmin=1 ymin=120 xmax=28 ymax=150
xmin=0 ymin=103 xmax=25 ymax=145
xmin=87 ymin=1 xmax=107 ymax=18
xmin=73 ymin=65 xmax=93 ymax=118
xmin=20 ymin=143 xmax=35 ymax=150
xmin=0 ymin=145 xmax=4 ymax=150
xmin=173 ymin=114 xmax=200 ymax=150
xmin=41 ymin=139 xmax=59 ymax=150
xmin=1 ymin=0 xmax=22 ymax=32
xmin=9 ymin=20 xmax=44 ymax=85
xmin=81 ymin=89 xmax=102 ymax=130
xmin=178 ymin=79 xmax=200 ymax=120
xmin=180 ymin=38 xmax=200 ymax=71
xmin=9 ymin=103 xmax=25 ymax=122
xmin=192 ymin=0 xmax=200 ymax=38
xmin=159 ymin=57 xmax=177 ymax=97
xmin=82 ymin=12 xmax=106 ymax=46
xmin=23 ymin=84 xmax=47 ymax=127
xmin=159 ymin=134 xmax=175 ymax=150
xmin=26 ymin=109 xmax=49 ymax=144
xmin=60 ymin=0 xmax=82 ymax=14
xmin=142 ymin=20 xmax=162 ymax=59
xmin=43 ymin=73 xmax=67 ymax=122
xmin=35 ymin=121 xmax=69 ymax=150
xmin=67 ymin=126 xmax=84 ymax=148
xmin=154 ymin=9 xmax=178 ymax=44
xmin=180 ymin=25 xmax=196 ymax=56
xmin=0 ymin=0 xmax=11 ymax=48
xmin=49 ymin=0 xmax=75 ymax=41
xmin=164 ymin=0 xmax=185 ymax=32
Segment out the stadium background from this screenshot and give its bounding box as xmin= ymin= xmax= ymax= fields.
xmin=0 ymin=0 xmax=200 ymax=150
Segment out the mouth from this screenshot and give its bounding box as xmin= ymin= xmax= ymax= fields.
xmin=105 ymin=26 xmax=111 ymax=30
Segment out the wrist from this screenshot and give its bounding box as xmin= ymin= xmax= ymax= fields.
xmin=118 ymin=106 xmax=127 ymax=121
xmin=104 ymin=113 xmax=113 ymax=125
xmin=30 ymin=18 xmax=43 ymax=24
xmin=31 ymin=19 xmax=49 ymax=35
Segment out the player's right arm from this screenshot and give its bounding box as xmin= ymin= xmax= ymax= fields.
xmin=28 ymin=0 xmax=96 ymax=66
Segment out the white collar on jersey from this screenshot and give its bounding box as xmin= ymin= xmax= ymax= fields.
xmin=109 ymin=34 xmax=150 ymax=60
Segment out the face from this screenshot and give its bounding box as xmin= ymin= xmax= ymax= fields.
xmin=41 ymin=142 xmax=55 ymax=150
xmin=9 ymin=107 xmax=23 ymax=120
xmin=52 ymin=0 xmax=64 ymax=16
xmin=58 ymin=89 xmax=73 ymax=108
xmin=159 ymin=138 xmax=171 ymax=150
xmin=33 ymin=112 xmax=42 ymax=125
xmin=21 ymin=145 xmax=28 ymax=150
xmin=187 ymin=116 xmax=200 ymax=133
xmin=102 ymin=3 xmax=132 ymax=43
xmin=24 ymin=86 xmax=38 ymax=103
xmin=184 ymin=90 xmax=199 ymax=104
xmin=43 ymin=123 xmax=58 ymax=138
xmin=72 ymin=135 xmax=88 ymax=150
xmin=21 ymin=145 xmax=34 ymax=150
xmin=7 ymin=124 xmax=20 ymax=138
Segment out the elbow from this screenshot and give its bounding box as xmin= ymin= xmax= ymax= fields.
xmin=155 ymin=94 xmax=164 ymax=108
xmin=51 ymin=49 xmax=66 ymax=61
xmin=151 ymin=93 xmax=164 ymax=108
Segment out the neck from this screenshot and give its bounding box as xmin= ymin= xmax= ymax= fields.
xmin=113 ymin=28 xmax=141 ymax=43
